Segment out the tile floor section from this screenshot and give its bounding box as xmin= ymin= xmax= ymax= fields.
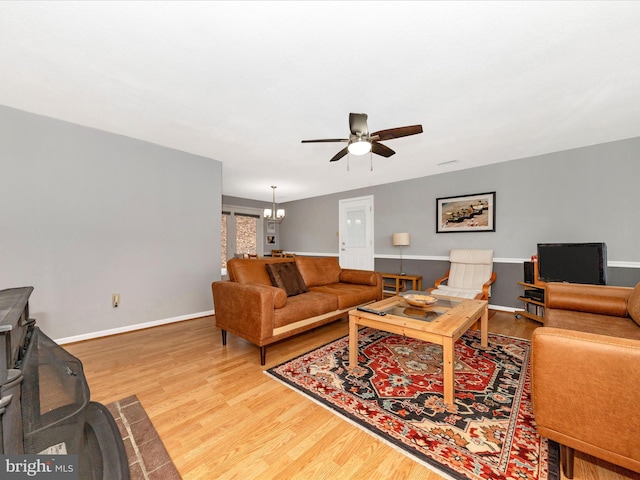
xmin=106 ymin=395 xmax=181 ymax=480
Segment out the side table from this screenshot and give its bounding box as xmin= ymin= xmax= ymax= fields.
xmin=381 ymin=273 xmax=423 ymax=298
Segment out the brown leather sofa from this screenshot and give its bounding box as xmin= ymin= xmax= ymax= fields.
xmin=212 ymin=256 xmax=382 ymax=365
xmin=531 ymin=282 xmax=640 ymax=478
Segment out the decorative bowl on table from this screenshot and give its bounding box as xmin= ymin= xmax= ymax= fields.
xmin=403 ymin=293 xmax=437 ymax=307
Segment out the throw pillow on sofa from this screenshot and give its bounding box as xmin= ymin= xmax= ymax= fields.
xmin=266 ymin=262 xmax=308 ymax=297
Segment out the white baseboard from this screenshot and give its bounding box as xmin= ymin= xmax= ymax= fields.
xmin=56 ymin=310 xmax=214 ymax=345
xmin=56 ymin=304 xmax=518 ymax=346
xmin=489 ymin=304 xmax=518 ymax=313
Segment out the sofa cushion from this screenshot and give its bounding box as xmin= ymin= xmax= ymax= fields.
xmin=628 ymin=282 xmax=640 ymax=327
xmin=273 ymin=292 xmax=338 ymax=328
xmin=309 ymin=283 xmax=380 ymax=310
xmin=266 ymin=262 xmax=308 ymax=297
xmin=295 ymin=256 xmax=341 ymax=287
xmin=227 ymin=257 xmax=293 ymax=285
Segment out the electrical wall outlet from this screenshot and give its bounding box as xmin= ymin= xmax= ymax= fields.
xmin=112 ymin=294 xmax=120 ymax=308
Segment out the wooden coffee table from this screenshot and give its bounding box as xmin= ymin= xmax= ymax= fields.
xmin=348 ymin=293 xmax=488 ymax=405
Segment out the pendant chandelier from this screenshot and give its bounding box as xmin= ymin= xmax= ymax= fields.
xmin=263 ymin=186 xmax=285 ymax=223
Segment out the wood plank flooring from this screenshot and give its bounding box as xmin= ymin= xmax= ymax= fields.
xmin=64 ymin=311 xmax=639 ymax=480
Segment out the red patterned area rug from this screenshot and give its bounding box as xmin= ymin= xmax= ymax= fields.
xmin=266 ymin=328 xmax=559 ymax=480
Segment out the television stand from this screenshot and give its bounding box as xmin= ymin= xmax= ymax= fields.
xmin=516 ymin=281 xmax=546 ymax=323
xmin=515 ymin=260 xmax=546 ymax=324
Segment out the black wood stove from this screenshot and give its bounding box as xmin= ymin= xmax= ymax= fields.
xmin=0 ymin=287 xmax=129 ymax=479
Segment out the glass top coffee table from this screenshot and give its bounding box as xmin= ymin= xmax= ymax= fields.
xmin=348 ymin=291 xmax=489 ymax=405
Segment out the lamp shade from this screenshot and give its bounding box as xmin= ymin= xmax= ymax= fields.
xmin=392 ymin=232 xmax=410 ymax=246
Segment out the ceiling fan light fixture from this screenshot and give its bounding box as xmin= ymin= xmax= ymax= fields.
xmin=347 ymin=138 xmax=372 ymax=156
xmin=301 ymin=113 xmax=422 ymax=163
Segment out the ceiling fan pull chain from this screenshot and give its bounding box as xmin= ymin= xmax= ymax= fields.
xmin=370 ymin=152 xmax=373 ymax=171
xmin=347 ymin=154 xmax=350 ymax=172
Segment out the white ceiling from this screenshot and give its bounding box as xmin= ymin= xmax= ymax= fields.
xmin=2 ymin=1 xmax=640 ymax=203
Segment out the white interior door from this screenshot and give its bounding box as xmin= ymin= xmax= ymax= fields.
xmin=339 ymin=195 xmax=374 ymax=270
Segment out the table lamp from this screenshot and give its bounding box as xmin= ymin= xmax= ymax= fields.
xmin=392 ymin=232 xmax=410 ymax=275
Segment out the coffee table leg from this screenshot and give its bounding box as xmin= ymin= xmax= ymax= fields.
xmin=349 ymin=314 xmax=359 ymax=367
xmin=481 ymin=303 xmax=488 ymax=348
xmin=443 ymin=339 xmax=454 ymax=405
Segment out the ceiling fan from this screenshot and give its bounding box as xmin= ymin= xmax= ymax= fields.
xmin=301 ymin=113 xmax=423 ymax=163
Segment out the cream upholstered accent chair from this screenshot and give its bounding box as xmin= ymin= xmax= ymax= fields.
xmin=428 ymin=249 xmax=496 ymax=300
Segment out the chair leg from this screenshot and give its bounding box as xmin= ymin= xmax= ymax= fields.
xmin=221 ymin=329 xmax=227 ymax=345
xmin=260 ymin=346 xmax=267 ymax=366
xmin=560 ymin=444 xmax=575 ymax=479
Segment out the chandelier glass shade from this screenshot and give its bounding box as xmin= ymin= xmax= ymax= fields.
xmin=263 ymin=186 xmax=285 ymax=223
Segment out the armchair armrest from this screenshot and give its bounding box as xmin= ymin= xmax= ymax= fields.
xmin=211 ymin=281 xmax=286 ymax=345
xmin=434 ymin=270 xmax=450 ymax=288
xmin=531 ymin=327 xmax=640 ymax=473
xmin=481 ymin=271 xmax=497 ymax=300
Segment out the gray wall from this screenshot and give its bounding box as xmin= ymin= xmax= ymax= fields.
xmin=1 ymin=106 xmax=222 ymax=340
xmin=279 ymin=136 xmax=640 ymax=309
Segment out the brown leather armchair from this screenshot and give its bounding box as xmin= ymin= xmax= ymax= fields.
xmin=531 ymin=282 xmax=640 ymax=478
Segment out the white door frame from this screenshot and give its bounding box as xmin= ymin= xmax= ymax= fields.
xmin=339 ymin=195 xmax=374 ymax=270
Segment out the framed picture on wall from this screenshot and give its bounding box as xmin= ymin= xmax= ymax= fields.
xmin=266 ymin=235 xmax=277 ymax=245
xmin=266 ymin=221 xmax=276 ymax=233
xmin=436 ymin=191 xmax=496 ymax=233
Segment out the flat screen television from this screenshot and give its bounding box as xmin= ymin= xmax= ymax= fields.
xmin=537 ymin=242 xmax=607 ymax=285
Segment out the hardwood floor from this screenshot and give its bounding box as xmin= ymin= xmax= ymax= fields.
xmin=64 ymin=311 xmax=639 ymax=480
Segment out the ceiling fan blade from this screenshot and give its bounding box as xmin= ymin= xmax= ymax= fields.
xmin=371 ymin=141 xmax=395 ymax=158
xmin=301 ymin=138 xmax=349 ymax=143
xmin=349 ymin=113 xmax=369 ymax=136
xmin=371 ymin=124 xmax=423 ymax=141
xmin=329 ymin=147 xmax=349 ymax=162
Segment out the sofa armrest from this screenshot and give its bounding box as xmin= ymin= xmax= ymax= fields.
xmin=339 ymin=269 xmax=381 ymax=287
xmin=531 ymin=327 xmax=640 ymax=470
xmin=546 ymin=282 xmax=632 ymax=317
xmin=340 ymin=269 xmax=383 ymax=300
xmin=211 ymin=281 xmax=286 ymax=345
